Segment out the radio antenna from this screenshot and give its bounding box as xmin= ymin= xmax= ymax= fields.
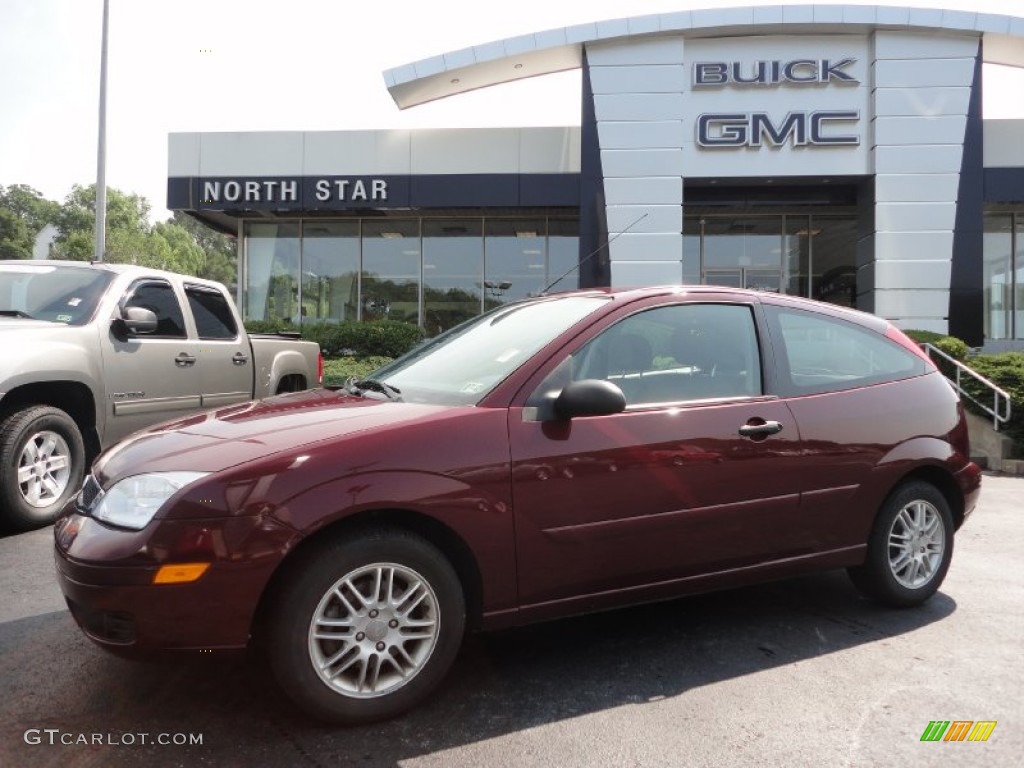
xmin=541 ymin=212 xmax=649 ymax=295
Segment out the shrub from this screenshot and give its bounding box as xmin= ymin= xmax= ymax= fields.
xmin=962 ymin=352 xmax=1024 ymax=456
xmin=322 ymin=356 xmax=394 ymax=387
xmin=244 ymin=319 xmax=425 ymax=358
xmin=903 ymin=330 xmax=969 ymax=362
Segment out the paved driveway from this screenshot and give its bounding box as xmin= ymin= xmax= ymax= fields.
xmin=1 ymin=476 xmax=1020 ymax=768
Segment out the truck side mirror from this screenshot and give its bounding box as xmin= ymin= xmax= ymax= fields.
xmin=112 ymin=306 xmax=158 ymax=339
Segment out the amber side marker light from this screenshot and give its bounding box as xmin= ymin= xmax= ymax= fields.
xmin=153 ymin=563 xmax=210 ymax=585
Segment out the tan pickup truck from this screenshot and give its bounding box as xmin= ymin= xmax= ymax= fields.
xmin=0 ymin=260 xmax=321 ymax=529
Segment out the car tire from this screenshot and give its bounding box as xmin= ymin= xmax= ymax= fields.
xmin=265 ymin=528 xmax=465 ymax=724
xmin=0 ymin=405 xmax=85 ymax=531
xmin=848 ymin=481 xmax=954 ymax=608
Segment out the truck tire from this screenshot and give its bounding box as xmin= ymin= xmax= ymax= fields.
xmin=0 ymin=406 xmax=85 ymax=530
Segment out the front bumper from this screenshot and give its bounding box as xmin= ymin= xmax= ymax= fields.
xmin=54 ymin=512 xmax=293 ymax=654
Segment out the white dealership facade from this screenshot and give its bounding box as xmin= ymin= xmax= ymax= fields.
xmin=170 ymin=5 xmax=1024 ymax=345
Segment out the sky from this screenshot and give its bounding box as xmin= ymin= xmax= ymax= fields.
xmin=1 ymin=0 xmax=1023 ymax=222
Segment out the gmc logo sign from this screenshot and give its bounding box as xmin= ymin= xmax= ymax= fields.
xmin=696 ymin=111 xmax=860 ymax=148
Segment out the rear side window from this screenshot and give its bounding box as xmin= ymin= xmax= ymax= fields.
xmin=186 ymin=286 xmax=238 ymax=340
xmin=766 ymin=305 xmax=927 ymax=395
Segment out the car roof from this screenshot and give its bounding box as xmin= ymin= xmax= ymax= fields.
xmin=0 ymin=260 xmax=225 ymax=292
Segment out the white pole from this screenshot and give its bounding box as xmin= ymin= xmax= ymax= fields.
xmin=94 ymin=0 xmax=109 ymax=262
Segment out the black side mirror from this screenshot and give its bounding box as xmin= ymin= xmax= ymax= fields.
xmin=111 ymin=306 xmax=158 ymax=339
xmin=552 ymin=379 xmax=626 ymax=420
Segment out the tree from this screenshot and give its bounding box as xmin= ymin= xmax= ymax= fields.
xmin=0 ymin=184 xmax=59 ymax=259
xmin=170 ymin=211 xmax=237 ymax=290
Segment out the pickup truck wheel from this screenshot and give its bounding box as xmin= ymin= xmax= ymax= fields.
xmin=0 ymin=406 xmax=85 ymax=530
xmin=265 ymin=528 xmax=465 ymax=724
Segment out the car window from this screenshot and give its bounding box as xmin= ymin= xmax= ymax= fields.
xmin=185 ymin=285 xmax=238 ymax=340
xmin=535 ymin=303 xmax=763 ymax=407
xmin=123 ymin=280 xmax=186 ymax=338
xmin=765 ymin=305 xmax=927 ymax=395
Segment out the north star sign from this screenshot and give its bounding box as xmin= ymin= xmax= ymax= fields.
xmin=201 ymin=178 xmax=388 ymax=204
xmin=692 ymin=57 xmax=861 ymax=149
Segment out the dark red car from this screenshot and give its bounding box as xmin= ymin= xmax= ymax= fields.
xmin=54 ymin=286 xmax=981 ymax=723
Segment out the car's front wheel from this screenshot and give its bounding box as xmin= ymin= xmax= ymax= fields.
xmin=848 ymin=481 xmax=954 ymax=607
xmin=265 ymin=528 xmax=465 ymax=724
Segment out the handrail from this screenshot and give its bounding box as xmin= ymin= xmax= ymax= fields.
xmin=922 ymin=343 xmax=1012 ymax=430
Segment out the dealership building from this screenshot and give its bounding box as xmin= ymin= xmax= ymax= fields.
xmin=168 ymin=4 xmax=1024 ymax=347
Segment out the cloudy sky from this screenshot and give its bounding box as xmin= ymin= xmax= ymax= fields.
xmin=1 ymin=0 xmax=1022 ymax=220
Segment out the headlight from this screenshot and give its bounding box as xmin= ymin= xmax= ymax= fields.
xmin=92 ymin=472 xmax=210 ymax=530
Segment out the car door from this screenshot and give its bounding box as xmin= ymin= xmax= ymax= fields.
xmin=184 ymin=284 xmax=253 ymax=409
xmin=508 ymin=299 xmax=810 ymax=613
xmin=101 ymin=278 xmax=202 ymax=443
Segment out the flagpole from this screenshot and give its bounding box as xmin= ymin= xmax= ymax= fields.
xmin=94 ymin=0 xmax=109 ymax=262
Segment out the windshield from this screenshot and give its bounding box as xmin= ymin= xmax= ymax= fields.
xmin=0 ymin=264 xmax=114 ymax=326
xmin=368 ymin=295 xmax=609 ymax=406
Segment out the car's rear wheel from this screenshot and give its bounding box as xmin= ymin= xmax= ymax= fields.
xmin=0 ymin=406 xmax=85 ymax=530
xmin=848 ymin=481 xmax=954 ymax=607
xmin=265 ymin=528 xmax=465 ymax=724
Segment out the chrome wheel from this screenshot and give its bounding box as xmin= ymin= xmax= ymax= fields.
xmin=17 ymin=430 xmax=72 ymax=509
xmin=887 ymin=500 xmax=945 ymax=589
xmin=309 ymin=563 xmax=440 ymax=699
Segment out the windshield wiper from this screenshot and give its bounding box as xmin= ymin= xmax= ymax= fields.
xmin=345 ymin=377 xmax=402 ymax=401
xmin=0 ymin=310 xmax=34 ymax=319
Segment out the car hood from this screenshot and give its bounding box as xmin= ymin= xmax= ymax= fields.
xmin=94 ymin=389 xmax=454 ymax=484
xmin=0 ymin=318 xmax=62 ymax=331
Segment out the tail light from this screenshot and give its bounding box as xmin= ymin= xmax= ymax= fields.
xmin=317 ymin=352 xmax=324 ymax=387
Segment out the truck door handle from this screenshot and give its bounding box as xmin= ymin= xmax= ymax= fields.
xmin=232 ymin=352 xmax=249 ymax=365
xmin=175 ymin=352 xmax=197 ymax=367
xmin=738 ymin=420 xmax=783 ymax=438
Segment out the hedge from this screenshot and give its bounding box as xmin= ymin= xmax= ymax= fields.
xmin=960 ymin=352 xmax=1024 ymax=455
xmin=244 ymin=319 xmax=425 ymax=359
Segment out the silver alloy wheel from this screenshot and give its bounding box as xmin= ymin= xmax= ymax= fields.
xmin=16 ymin=430 xmax=72 ymax=509
xmin=887 ymin=499 xmax=945 ymax=589
xmin=308 ymin=562 xmax=440 ymax=699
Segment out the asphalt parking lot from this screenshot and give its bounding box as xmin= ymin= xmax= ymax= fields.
xmin=0 ymin=475 xmax=1020 ymax=768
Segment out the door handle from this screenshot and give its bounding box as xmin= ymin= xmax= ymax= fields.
xmin=232 ymin=352 xmax=249 ymax=365
xmin=738 ymin=420 xmax=783 ymax=438
xmin=175 ymin=352 xmax=197 ymax=367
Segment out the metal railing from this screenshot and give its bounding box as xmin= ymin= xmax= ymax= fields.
xmin=922 ymin=343 xmax=1012 ymax=430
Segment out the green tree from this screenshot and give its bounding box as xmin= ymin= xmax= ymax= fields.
xmin=0 ymin=184 xmax=60 ymax=259
xmin=170 ymin=211 xmax=237 ymax=290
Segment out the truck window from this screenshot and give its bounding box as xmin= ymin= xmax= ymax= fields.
xmin=123 ymin=280 xmax=186 ymax=338
xmin=185 ymin=285 xmax=238 ymax=340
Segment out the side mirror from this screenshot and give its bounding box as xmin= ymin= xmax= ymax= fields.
xmin=552 ymin=379 xmax=626 ymax=420
xmin=112 ymin=306 xmax=158 ymax=339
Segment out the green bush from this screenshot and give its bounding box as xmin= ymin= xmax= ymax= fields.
xmin=322 ymin=356 xmax=393 ymax=387
xmin=903 ymin=330 xmax=969 ymax=361
xmin=903 ymin=329 xmax=945 ymax=345
xmin=962 ymin=352 xmax=1024 ymax=456
xmin=244 ymin=319 xmax=424 ymax=358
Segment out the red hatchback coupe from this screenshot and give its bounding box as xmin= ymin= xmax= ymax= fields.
xmin=55 ymin=286 xmax=981 ymax=723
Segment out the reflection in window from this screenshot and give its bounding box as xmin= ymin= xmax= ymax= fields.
xmin=423 ymin=220 xmax=483 ymax=335
xmin=485 ymin=219 xmax=547 ymax=306
xmin=302 ymin=222 xmax=360 ymax=322
xmin=984 ymin=213 xmax=1013 ymax=340
xmin=783 ymin=216 xmax=810 ymax=298
xmin=362 ymin=220 xmax=420 ymax=324
xmin=811 ymin=217 xmax=857 ymax=308
xmin=547 ymin=219 xmax=580 ymax=295
xmin=245 ymin=222 xmax=299 ymax=323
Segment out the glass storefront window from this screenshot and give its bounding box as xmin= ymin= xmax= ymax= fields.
xmin=362 ymin=220 xmax=420 ymax=324
xmin=1016 ymin=215 xmax=1024 ymax=340
xmin=682 ymin=217 xmax=701 ymax=284
xmin=484 ymin=219 xmax=547 ymax=306
xmin=547 ymin=219 xmax=580 ymax=294
xmin=984 ymin=213 xmax=1013 ymax=340
xmin=244 ymin=222 xmax=299 ymax=323
xmin=810 ymin=216 xmax=857 ymax=308
xmin=783 ymin=216 xmax=810 ymax=298
xmin=422 ymin=220 xmax=483 ymax=335
xmin=301 ymin=222 xmax=359 ymax=323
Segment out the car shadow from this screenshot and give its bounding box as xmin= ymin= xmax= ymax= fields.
xmin=0 ymin=570 xmax=955 ymax=767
